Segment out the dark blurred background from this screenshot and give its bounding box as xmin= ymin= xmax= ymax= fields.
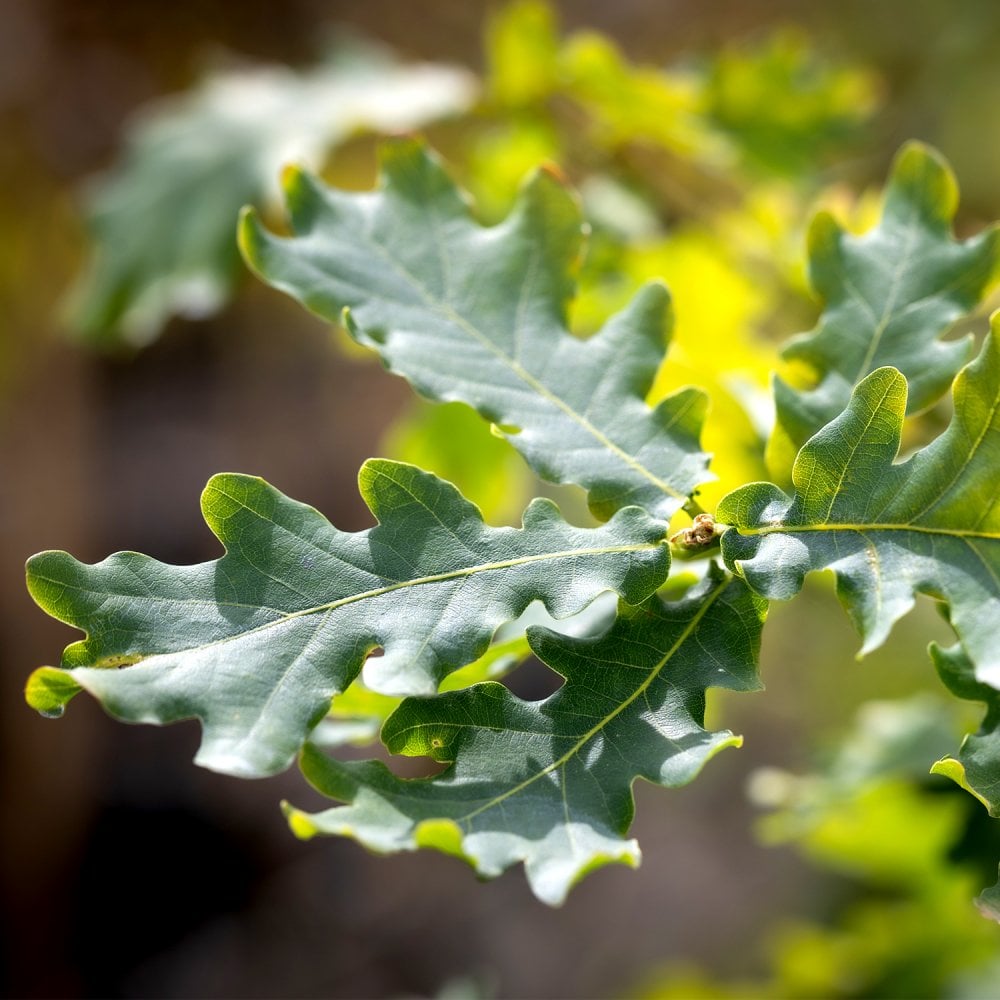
xmin=3 ymin=2 xmax=1000 ymax=997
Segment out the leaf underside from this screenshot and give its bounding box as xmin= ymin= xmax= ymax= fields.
xmin=288 ymin=566 xmax=765 ymax=905
xmin=239 ymin=137 xmax=711 ymax=522
xmin=25 ymin=460 xmax=669 ymax=777
xmin=721 ymin=328 xmax=1000 ymax=684
xmin=772 ymin=141 xmax=1000 ymax=464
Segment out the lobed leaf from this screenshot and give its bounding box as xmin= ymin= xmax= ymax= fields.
xmin=25 ymin=460 xmax=669 ymax=777
xmin=286 ymin=566 xmax=765 ymax=905
xmin=239 ymin=138 xmax=711 ymax=522
xmin=771 ymin=142 xmax=1000 ymax=469
xmin=720 ymin=327 xmax=1000 ymax=684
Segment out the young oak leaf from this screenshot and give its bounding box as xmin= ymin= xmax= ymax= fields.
xmin=238 ymin=138 xmax=711 ymax=523
xmin=720 ymin=327 xmax=1000 ymax=685
xmin=770 ymin=142 xmax=1000 ymax=472
xmin=286 ymin=565 xmax=765 ymax=906
xmin=24 ymin=460 xmax=669 ymax=778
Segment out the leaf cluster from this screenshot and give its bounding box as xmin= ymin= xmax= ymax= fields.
xmin=21 ymin=3 xmax=1000 ymax=916
xmin=27 ymin=126 xmax=1000 ymax=913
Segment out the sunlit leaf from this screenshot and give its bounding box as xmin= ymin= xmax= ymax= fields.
xmin=931 ymin=643 xmax=1000 ymax=817
xmin=25 ymin=461 xmax=669 ymax=777
xmin=485 ymin=0 xmax=560 ymax=108
xmin=752 ymin=696 xmax=964 ymax=883
xmin=721 ymin=328 xmax=1000 ymax=683
xmin=286 ymin=566 xmax=764 ymax=904
xmin=574 ymin=228 xmax=776 ymax=509
xmin=240 ymin=138 xmax=711 ymax=522
xmin=770 ymin=142 xmax=1000 ymax=473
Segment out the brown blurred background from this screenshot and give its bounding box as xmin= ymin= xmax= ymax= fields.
xmin=2 ymin=1 xmax=999 ymax=997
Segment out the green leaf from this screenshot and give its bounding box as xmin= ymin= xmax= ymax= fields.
xmin=25 ymin=460 xmax=669 ymax=777
xmin=67 ymin=48 xmax=475 ymax=347
xmin=285 ymin=566 xmax=765 ymax=905
xmin=771 ymin=142 xmax=1000 ymax=467
xmin=720 ymin=327 xmax=1000 ymax=683
xmin=239 ymin=138 xmax=711 ymax=522
xmin=927 ymin=643 xmax=1000 ymax=924
xmin=930 ymin=643 xmax=1000 ymax=817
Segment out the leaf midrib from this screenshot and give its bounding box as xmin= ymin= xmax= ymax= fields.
xmin=455 ymin=575 xmax=729 ymax=824
xmin=354 ymin=203 xmax=687 ymax=502
xmin=852 ymin=201 xmax=921 ymax=384
xmin=740 ymin=523 xmax=998 ymax=540
xmin=41 ymin=542 xmax=663 ymax=658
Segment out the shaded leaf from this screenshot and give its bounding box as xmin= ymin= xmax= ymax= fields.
xmin=770 ymin=142 xmax=1000 ymax=470
xmin=68 ymin=47 xmax=475 ymax=346
xmin=720 ymin=328 xmax=1000 ymax=683
xmin=930 ymin=643 xmax=1000 ymax=817
xmin=25 ymin=461 xmax=669 ymax=777
xmin=925 ymin=644 xmax=1000 ymax=924
xmin=286 ymin=566 xmax=765 ymax=905
xmin=239 ymin=138 xmax=711 ymax=522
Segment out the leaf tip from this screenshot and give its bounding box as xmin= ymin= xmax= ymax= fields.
xmin=931 ymin=757 xmax=996 ymax=815
xmin=886 ymin=140 xmax=957 ymax=226
xmin=529 ymin=840 xmax=642 ymax=907
xmin=976 ymin=871 xmax=1000 ymax=923
xmin=282 ymin=801 xmax=320 ymax=841
xmin=25 ymin=666 xmax=82 ymax=717
xmin=378 ymin=132 xmax=428 ymax=165
xmin=279 ymin=161 xmax=308 ymax=194
xmin=236 ymin=204 xmax=268 ymax=275
xmin=377 ymin=135 xmax=447 ymax=194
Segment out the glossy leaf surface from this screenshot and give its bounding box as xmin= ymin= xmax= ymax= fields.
xmin=25 ymin=461 xmax=669 ymax=777
xmin=240 ymin=138 xmax=711 ymax=522
xmin=287 ymin=567 xmax=765 ymax=904
xmin=721 ymin=330 xmax=1000 ymax=684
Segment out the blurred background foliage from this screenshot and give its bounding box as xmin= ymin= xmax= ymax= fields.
xmin=2 ymin=1 xmax=1000 ymax=997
